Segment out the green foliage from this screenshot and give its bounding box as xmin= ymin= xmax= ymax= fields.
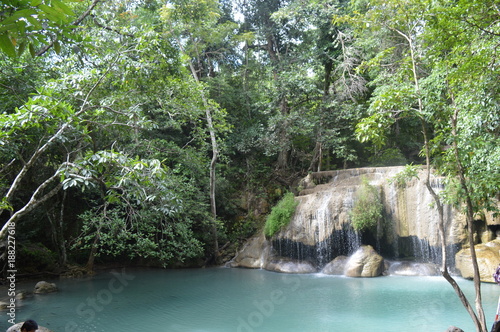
xmin=0 ymin=0 xmax=497 ymax=279
xmin=75 ymin=204 xmax=203 ymax=265
xmin=0 ymin=0 xmax=78 ymax=57
xmin=350 ymin=177 xmax=383 ymax=232
xmin=389 ymin=164 xmax=420 ymax=188
xmin=0 ymin=0 xmax=221 ymax=264
xmin=64 ymin=148 xmax=207 ymax=265
xmin=264 ymin=192 xmax=298 ymax=237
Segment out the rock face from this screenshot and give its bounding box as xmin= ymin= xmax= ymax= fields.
xmin=274 ymin=167 xmax=467 ymax=266
xmin=231 ymin=166 xmax=500 ymax=274
xmin=344 ymin=245 xmax=385 ymax=277
xmin=33 ymin=281 xmax=58 ymax=294
xmin=6 ymin=323 xmax=53 ymax=332
xmin=455 ymin=239 xmax=500 ymax=283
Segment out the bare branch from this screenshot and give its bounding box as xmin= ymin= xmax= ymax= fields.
xmin=463 ymin=17 xmax=500 ymax=37
xmin=0 ymin=172 xmax=62 ymax=239
xmin=90 ymin=14 xmax=134 ymax=38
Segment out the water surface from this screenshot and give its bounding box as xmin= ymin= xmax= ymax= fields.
xmin=2 ymin=268 xmax=499 ymax=332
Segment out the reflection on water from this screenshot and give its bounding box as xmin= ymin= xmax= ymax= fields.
xmin=1 ymin=268 xmax=498 ymax=332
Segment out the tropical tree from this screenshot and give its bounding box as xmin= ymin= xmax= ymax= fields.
xmin=159 ymin=0 xmax=234 ymax=260
xmin=345 ymin=0 xmax=499 ymax=330
xmin=233 ymin=0 xmax=365 ymax=176
xmin=0 ymin=0 xmax=219 ymax=270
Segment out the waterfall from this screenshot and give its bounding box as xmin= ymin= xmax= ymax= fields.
xmin=284 ymin=167 xmax=465 ymax=266
xmin=231 ymin=166 xmax=467 ymax=273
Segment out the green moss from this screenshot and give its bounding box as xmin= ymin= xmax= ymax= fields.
xmin=264 ymin=192 xmax=298 ymax=238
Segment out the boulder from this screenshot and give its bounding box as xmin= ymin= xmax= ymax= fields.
xmin=264 ymin=259 xmax=317 ymax=274
xmin=455 ymin=239 xmax=500 ymax=283
xmin=15 ymin=291 xmax=29 ymax=300
xmin=444 ymin=326 xmax=464 ymax=332
xmin=33 ymin=281 xmax=58 ymax=294
xmin=321 ymin=256 xmax=348 ymax=275
xmin=344 ymin=245 xmax=384 ymax=277
xmin=386 ymin=261 xmax=440 ymax=276
xmin=228 ymin=233 xmax=271 ymax=269
xmin=6 ymin=322 xmax=53 ymax=332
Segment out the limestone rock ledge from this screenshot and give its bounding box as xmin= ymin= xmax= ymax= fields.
xmin=455 ymin=239 xmax=500 ymax=283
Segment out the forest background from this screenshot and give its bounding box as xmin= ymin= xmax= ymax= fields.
xmin=0 ymin=0 xmax=498 ymax=280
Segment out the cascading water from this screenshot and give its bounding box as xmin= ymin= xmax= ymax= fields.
xmin=231 ymin=166 xmax=468 ymax=275
xmin=271 ymin=225 xmax=361 ymax=268
xmin=382 ymin=169 xmax=460 ymax=267
xmin=271 ymin=188 xmax=361 ymax=267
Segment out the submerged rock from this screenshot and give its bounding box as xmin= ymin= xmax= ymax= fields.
xmin=386 ymin=261 xmax=440 ymax=276
xmin=264 ymin=259 xmax=317 ymax=274
xmin=455 ymin=239 xmax=500 ymax=283
xmin=321 ymin=256 xmax=348 ymax=275
xmin=344 ymin=245 xmax=384 ymax=277
xmin=33 ymin=281 xmax=58 ymax=294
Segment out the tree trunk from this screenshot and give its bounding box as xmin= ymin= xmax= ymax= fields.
xmin=47 ymin=192 xmax=68 ymax=267
xmin=396 ymin=24 xmax=487 ymax=331
xmin=277 ymin=96 xmax=290 ymax=170
xmin=184 ymin=47 xmax=219 ymax=257
xmin=0 ymin=175 xmax=62 ymax=239
xmin=86 ymin=232 xmax=100 ymax=272
xmin=421 ymin=118 xmax=484 ymax=331
xmin=449 ymin=96 xmax=487 ymax=331
xmin=57 ymin=191 xmax=68 ymax=266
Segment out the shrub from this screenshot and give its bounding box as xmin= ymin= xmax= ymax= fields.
xmin=264 ymin=192 xmax=298 ymax=237
xmin=350 ymin=177 xmax=383 ymax=232
xmin=389 ymin=164 xmax=420 ymax=188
